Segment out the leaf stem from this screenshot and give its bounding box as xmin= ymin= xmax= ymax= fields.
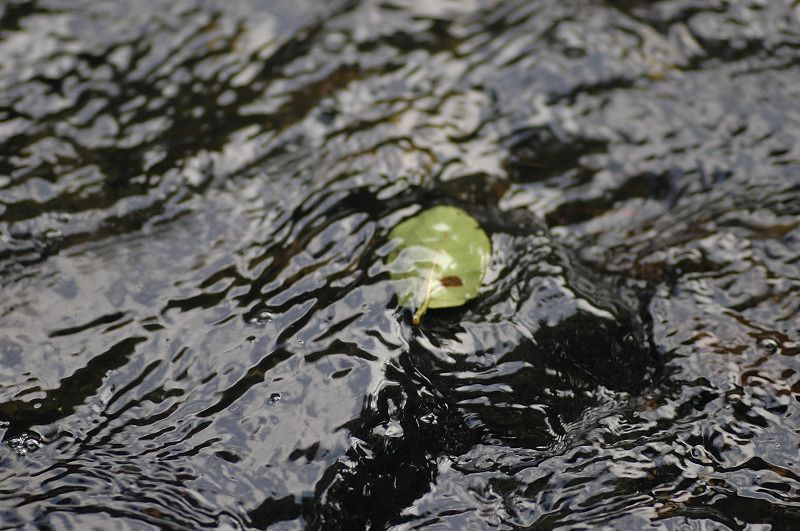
xmin=412 ymin=299 xmax=428 ymax=325
xmin=413 ymin=249 xmax=441 ymax=326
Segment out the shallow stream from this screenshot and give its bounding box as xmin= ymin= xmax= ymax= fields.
xmin=1 ymin=0 xmax=799 ymax=528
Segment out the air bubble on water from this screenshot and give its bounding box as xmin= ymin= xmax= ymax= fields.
xmin=757 ymin=338 xmax=779 ymax=353
xmin=7 ymin=432 xmax=43 ymax=456
xmin=419 ymin=413 xmax=438 ymax=425
xmin=247 ymin=310 xmax=274 ymax=325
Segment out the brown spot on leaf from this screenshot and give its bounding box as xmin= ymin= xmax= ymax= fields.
xmin=440 ymin=275 xmax=463 ymax=287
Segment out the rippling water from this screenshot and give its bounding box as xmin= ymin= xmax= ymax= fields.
xmin=1 ymin=0 xmax=799 ymax=528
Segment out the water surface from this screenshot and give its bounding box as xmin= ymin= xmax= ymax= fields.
xmin=1 ymin=0 xmax=799 ymax=528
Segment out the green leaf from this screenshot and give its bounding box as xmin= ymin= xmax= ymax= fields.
xmin=387 ymin=205 xmax=491 ymax=325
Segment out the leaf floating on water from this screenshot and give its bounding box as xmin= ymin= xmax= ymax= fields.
xmin=387 ymin=205 xmax=491 ymax=325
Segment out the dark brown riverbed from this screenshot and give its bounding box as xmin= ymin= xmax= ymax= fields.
xmin=1 ymin=0 xmax=799 ymax=528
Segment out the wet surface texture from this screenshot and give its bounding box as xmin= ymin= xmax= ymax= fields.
xmin=1 ymin=0 xmax=799 ymax=528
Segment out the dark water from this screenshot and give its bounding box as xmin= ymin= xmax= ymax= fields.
xmin=1 ymin=0 xmax=799 ymax=528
